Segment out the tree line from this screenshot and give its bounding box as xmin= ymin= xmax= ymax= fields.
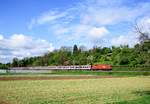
xmin=0 ymin=40 xmax=149 ymax=69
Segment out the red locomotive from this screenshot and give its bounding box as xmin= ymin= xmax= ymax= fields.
xmin=91 ymin=64 xmax=112 ymax=71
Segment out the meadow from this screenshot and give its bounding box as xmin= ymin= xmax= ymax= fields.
xmin=51 ymin=70 xmax=150 ymax=76
xmin=0 ymin=76 xmax=150 ymax=104
xmin=1 ymin=70 xmax=150 ymax=77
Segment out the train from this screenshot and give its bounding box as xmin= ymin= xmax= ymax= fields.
xmin=10 ymin=64 xmax=112 ymax=71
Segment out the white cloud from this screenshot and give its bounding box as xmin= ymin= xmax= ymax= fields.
xmin=49 ymin=24 xmax=69 ymax=36
xmin=0 ymin=34 xmax=54 ymax=63
xmin=79 ymin=0 xmax=150 ymax=26
xmin=29 ymin=0 xmax=150 ymax=30
xmin=111 ymin=34 xmax=139 ymax=47
xmin=37 ymin=11 xmax=67 ymax=25
xmin=50 ymin=24 xmax=109 ymax=41
xmin=29 ymin=0 xmax=150 ymax=28
xmin=89 ymin=27 xmax=109 ymax=39
xmin=28 ymin=0 xmax=150 ymax=47
xmin=0 ymin=35 xmax=3 ymax=40
xmin=28 ymin=10 xmax=70 ymax=29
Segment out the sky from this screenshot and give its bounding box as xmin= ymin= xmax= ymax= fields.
xmin=0 ymin=0 xmax=150 ymax=63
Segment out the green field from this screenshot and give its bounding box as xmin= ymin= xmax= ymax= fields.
xmin=1 ymin=70 xmax=150 ymax=77
xmin=51 ymin=70 xmax=150 ymax=76
xmin=0 ymin=76 xmax=150 ymax=104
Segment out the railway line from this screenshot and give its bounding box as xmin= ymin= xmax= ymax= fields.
xmin=9 ymin=64 xmax=112 ymax=71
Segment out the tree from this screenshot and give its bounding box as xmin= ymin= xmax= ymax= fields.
xmin=87 ymin=55 xmax=93 ymax=65
xmin=12 ymin=58 xmax=19 ymax=67
xmin=73 ymin=44 xmax=78 ymax=55
xmin=134 ymin=21 xmax=150 ymax=65
xmin=135 ymin=22 xmax=150 ymax=44
xmin=119 ymin=56 xmax=129 ymax=65
xmin=79 ymin=45 xmax=87 ymax=52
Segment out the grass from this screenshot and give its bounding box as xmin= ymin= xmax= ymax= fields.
xmin=0 ymin=70 xmax=150 ymax=77
xmin=51 ymin=70 xmax=150 ymax=76
xmin=114 ymin=90 xmax=150 ymax=104
xmin=112 ymin=67 xmax=150 ymax=71
xmin=0 ymin=76 xmax=150 ymax=104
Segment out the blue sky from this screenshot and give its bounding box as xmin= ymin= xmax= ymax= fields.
xmin=0 ymin=0 xmax=150 ymax=63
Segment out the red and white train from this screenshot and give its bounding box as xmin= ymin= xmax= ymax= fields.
xmin=10 ymin=64 xmax=112 ymax=71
